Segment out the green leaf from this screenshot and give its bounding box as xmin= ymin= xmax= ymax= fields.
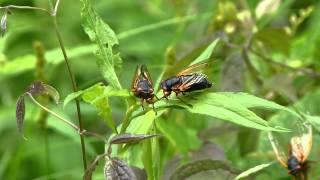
xmin=219 ymin=92 xmax=299 ymax=116
xmin=125 ymin=111 xmax=156 ymax=134
xmin=185 ymin=93 xmax=290 ymax=132
xmin=156 ymin=118 xmax=202 ymax=154
xmin=190 ymin=39 xmax=219 ymax=65
xmin=80 ymin=0 xmax=122 ymax=89
xmin=235 ymin=162 xmax=274 ymax=179
xmin=170 ymin=159 xmax=240 ymax=180
xmin=82 ymin=84 xmax=116 ymax=133
xmin=63 ymin=90 xmax=84 ymax=109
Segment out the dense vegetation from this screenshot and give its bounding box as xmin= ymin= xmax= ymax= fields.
xmin=0 ymin=0 xmax=319 ymax=179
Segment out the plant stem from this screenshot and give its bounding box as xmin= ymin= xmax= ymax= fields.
xmin=0 ymin=5 xmax=50 ymax=14
xmin=48 ymin=0 xmax=87 ymax=169
xmin=27 ymin=93 xmax=108 ymax=143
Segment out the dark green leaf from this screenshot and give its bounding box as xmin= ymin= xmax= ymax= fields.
xmin=80 ymin=0 xmax=122 ymax=89
xmin=170 ymin=159 xmax=240 ymax=180
xmin=109 ymin=133 xmax=160 ymax=145
xmin=16 ymin=95 xmax=26 ymax=140
xmin=105 ymin=157 xmax=137 ymax=180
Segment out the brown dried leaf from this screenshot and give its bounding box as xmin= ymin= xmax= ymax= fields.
xmin=27 ymin=81 xmax=60 ymax=104
xmin=104 ymin=158 xmax=137 ymax=180
xmin=109 ymin=133 xmax=161 ymax=145
xmin=16 ymin=95 xmax=26 ymax=140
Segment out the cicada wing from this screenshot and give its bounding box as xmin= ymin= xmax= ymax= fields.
xmin=290 ymin=124 xmax=312 ymax=163
xmin=176 ymin=62 xmax=209 ymax=76
xmin=176 ymin=74 xmax=207 ymax=91
xmin=131 ymin=65 xmax=142 ymax=91
xmin=140 ymin=65 xmax=153 ymax=85
xmin=268 ymin=132 xmax=288 ymax=168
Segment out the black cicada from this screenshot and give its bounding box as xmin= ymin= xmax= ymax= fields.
xmin=131 ymin=65 xmax=156 ymax=110
xmin=269 ymin=124 xmax=312 ymax=179
xmin=160 ymin=63 xmax=212 ymax=99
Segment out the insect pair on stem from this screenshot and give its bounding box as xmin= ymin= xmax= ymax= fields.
xmin=131 ymin=63 xmax=212 ymax=111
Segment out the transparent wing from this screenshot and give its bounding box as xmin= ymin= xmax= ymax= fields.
xmin=177 ymin=62 xmax=209 ymax=76
xmin=131 ymin=65 xmax=142 ymax=90
xmin=140 ymin=65 xmax=153 ymax=85
xmin=290 ymin=123 xmax=312 ymax=162
xmin=268 ymin=132 xmax=288 ymax=168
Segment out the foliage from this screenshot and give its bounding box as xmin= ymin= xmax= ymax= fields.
xmin=1 ymin=0 xmax=320 ymax=180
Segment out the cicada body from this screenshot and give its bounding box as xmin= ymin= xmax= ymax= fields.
xmin=131 ymin=65 xmax=156 ymax=110
xmin=269 ymin=124 xmax=313 ymax=179
xmin=160 ymin=63 xmax=212 ymax=98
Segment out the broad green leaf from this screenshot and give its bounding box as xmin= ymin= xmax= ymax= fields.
xmin=80 ymin=0 xmax=122 ymax=89
xmin=219 ymin=92 xmax=299 ymax=116
xmin=235 ymin=162 xmax=274 ymax=179
xmin=190 ymin=39 xmax=219 ymax=65
xmin=125 ymin=111 xmax=156 ymax=134
xmin=170 ymin=159 xmax=240 ymax=180
xmin=156 ymin=118 xmax=202 ymax=154
xmin=185 ymin=93 xmax=290 ymax=132
xmin=82 ymin=84 xmax=116 ymax=133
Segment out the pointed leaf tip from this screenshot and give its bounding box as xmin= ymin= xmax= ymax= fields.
xmin=109 ymin=133 xmax=161 ymax=145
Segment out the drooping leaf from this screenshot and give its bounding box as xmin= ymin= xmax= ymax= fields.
xmin=84 ymin=153 xmax=108 ymax=180
xmin=42 ymin=84 xmax=60 ymax=104
xmin=104 ymin=157 xmax=137 ymax=180
xmin=170 ymin=159 xmax=240 ymax=180
xmin=125 ymin=111 xmax=156 ymax=134
xmin=26 ymin=81 xmax=60 ymax=104
xmin=80 ymin=0 xmax=122 ymax=89
xmin=235 ymin=162 xmax=274 ymax=180
xmin=109 ymin=133 xmax=160 ymax=145
xmin=190 ymin=38 xmax=219 ymax=65
xmin=16 ymin=94 xmax=26 ymax=140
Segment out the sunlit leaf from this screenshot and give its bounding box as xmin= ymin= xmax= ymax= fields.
xmin=63 ymin=90 xmax=84 ymax=109
xmin=185 ymin=93 xmax=290 ymax=132
xmin=80 ymin=0 xmax=122 ymax=89
xmin=190 ymin=39 xmax=219 ymax=65
xmin=109 ymin=133 xmax=160 ymax=145
xmin=255 ymin=0 xmax=281 ymax=19
xmin=16 ymin=95 xmax=26 ymax=140
xmin=105 ymin=157 xmax=137 ymax=180
xmin=125 ymin=111 xmax=156 ymax=134
xmin=235 ymin=162 xmax=274 ymax=179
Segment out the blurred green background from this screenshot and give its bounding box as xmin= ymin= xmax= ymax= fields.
xmin=0 ymin=0 xmax=320 ymax=179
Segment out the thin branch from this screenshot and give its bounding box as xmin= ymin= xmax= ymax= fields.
xmin=250 ymin=48 xmax=320 ymax=78
xmin=52 ymin=0 xmax=60 ymax=16
xmin=27 ymin=92 xmax=108 ymax=143
xmin=0 ymin=5 xmax=50 ymax=14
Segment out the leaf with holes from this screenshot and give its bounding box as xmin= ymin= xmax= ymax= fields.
xmin=80 ymin=0 xmax=122 ymax=89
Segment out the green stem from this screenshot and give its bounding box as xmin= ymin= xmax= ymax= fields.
xmin=0 ymin=5 xmax=50 ymax=14
xmin=48 ymin=0 xmax=87 ymax=169
xmin=27 ymin=93 xmax=108 ymax=143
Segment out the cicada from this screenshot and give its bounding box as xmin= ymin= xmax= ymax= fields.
xmin=268 ymin=124 xmax=313 ymax=179
xmin=131 ymin=65 xmax=156 ymax=110
xmin=160 ymin=63 xmax=212 ymax=99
